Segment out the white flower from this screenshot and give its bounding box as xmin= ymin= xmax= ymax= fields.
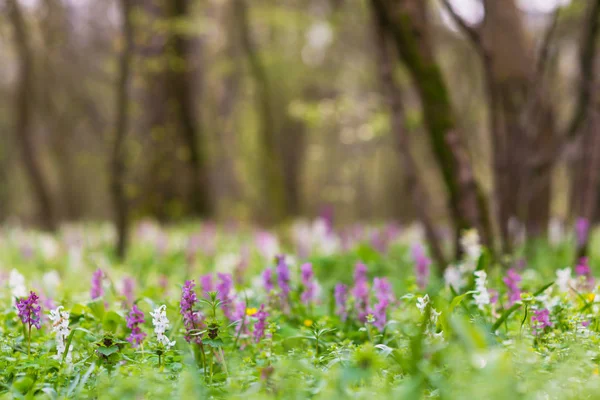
xmin=48 ymin=306 xmax=72 ymax=362
xmin=9 ymin=269 xmax=27 ymax=299
xmin=430 ymin=307 xmax=442 ymax=324
xmin=150 ymin=305 xmax=175 ymax=349
xmin=444 ymin=265 xmax=465 ymax=291
xmin=460 ymin=229 xmax=482 ymax=263
xmin=473 ymin=270 xmax=490 ymax=310
xmin=417 ymin=294 xmax=430 ymax=313
xmin=556 ymin=267 xmax=572 ymax=293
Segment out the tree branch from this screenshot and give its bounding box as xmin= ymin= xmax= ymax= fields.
xmin=440 ymin=0 xmax=483 ymax=52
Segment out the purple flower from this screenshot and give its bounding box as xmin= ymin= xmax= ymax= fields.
xmin=334 ymin=283 xmax=348 ymax=321
xmin=122 ymin=277 xmax=135 ymax=306
xmin=262 ymin=268 xmax=274 ymax=292
xmin=319 ymin=205 xmax=334 ymax=234
xmin=232 ymin=300 xmax=249 ymax=337
xmin=216 ymin=273 xmax=235 ymax=320
xmin=370 ymin=299 xmax=389 ymax=331
xmin=253 ymin=304 xmax=269 ymax=343
xmin=352 ymin=262 xmax=370 ymax=322
xmin=16 ymin=291 xmax=41 ymax=330
xmin=531 ymin=308 xmax=552 ymax=335
xmin=412 ymin=244 xmax=431 ymax=290
xmin=90 ymin=269 xmax=104 ymax=300
xmin=180 ymin=280 xmax=203 ymax=343
xmin=126 ymin=304 xmax=146 ymax=347
xmin=373 ymin=277 xmax=394 ymax=304
xmin=199 ymin=274 xmax=214 ymax=296
xmin=576 ymin=217 xmax=590 ymax=248
xmin=300 ymin=263 xmax=317 ymax=306
xmin=275 ymin=255 xmax=291 ymax=309
xmin=503 ymin=269 xmax=522 ymax=306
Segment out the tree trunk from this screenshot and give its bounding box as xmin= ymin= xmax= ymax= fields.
xmin=111 ymin=0 xmax=134 ymax=259
xmin=8 ymin=0 xmax=57 ymax=231
xmin=370 ymin=4 xmax=447 ymax=268
xmin=235 ymin=0 xmax=288 ymax=223
xmin=370 ymin=0 xmax=491 ymax=254
xmin=574 ymin=104 xmax=600 ymax=258
xmin=168 ymin=0 xmax=212 ymax=217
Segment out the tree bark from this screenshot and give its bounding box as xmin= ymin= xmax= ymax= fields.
xmin=370 ymin=0 xmax=491 ymax=254
xmin=168 ymin=0 xmax=212 ymax=217
xmin=8 ymin=0 xmax=57 ymax=231
xmin=370 ymin=4 xmax=447 ymax=268
xmin=235 ymin=0 xmax=288 ymax=223
xmin=111 ymin=0 xmax=134 ymax=259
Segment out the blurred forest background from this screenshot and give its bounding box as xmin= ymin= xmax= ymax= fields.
xmin=1 ymin=0 xmax=599 ymax=259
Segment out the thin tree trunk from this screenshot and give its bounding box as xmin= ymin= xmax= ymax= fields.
xmin=574 ymin=105 xmax=600 ymax=258
xmin=370 ymin=5 xmax=447 ymax=268
xmin=168 ymin=0 xmax=212 ymax=217
xmin=8 ymin=0 xmax=57 ymax=231
xmin=111 ymin=0 xmax=134 ymax=259
xmin=235 ymin=0 xmax=288 ymax=223
xmin=370 ymin=0 xmax=491 ymax=254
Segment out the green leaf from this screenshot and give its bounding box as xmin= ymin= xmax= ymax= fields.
xmin=449 ymin=291 xmax=477 ymax=313
xmin=491 ymin=303 xmax=522 ymax=332
xmin=96 ymin=345 xmax=119 ymax=356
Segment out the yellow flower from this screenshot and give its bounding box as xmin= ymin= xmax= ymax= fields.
xmin=594 ymin=367 xmax=599 ymax=376
xmin=587 ymin=293 xmax=596 ymax=303
xmin=303 ymin=319 xmax=313 ymax=327
xmin=246 ymin=307 xmax=258 ymax=316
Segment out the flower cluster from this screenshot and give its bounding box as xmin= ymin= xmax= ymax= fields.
xmin=352 ymin=262 xmax=370 ymax=322
xmin=503 ymin=269 xmax=522 ymax=306
xmin=16 ymin=291 xmax=41 ymax=330
xmin=216 ymin=273 xmax=235 ymax=320
xmin=90 ymin=268 xmax=104 ymax=300
xmin=300 ymin=263 xmax=317 ymax=306
xmin=253 ymin=304 xmax=269 ymax=343
xmin=150 ymin=305 xmax=175 ymax=349
xmin=126 ymin=304 xmax=147 ymax=347
xmin=275 ymin=255 xmax=291 ymax=308
xmin=48 ymin=306 xmax=72 ymax=361
xmin=473 ymin=270 xmax=490 ymax=310
xmin=180 ymin=280 xmax=202 ymax=343
xmin=412 ymin=243 xmax=431 ymax=290
xmin=531 ymin=308 xmax=552 ymax=335
xmin=334 ymin=283 xmax=348 ymax=321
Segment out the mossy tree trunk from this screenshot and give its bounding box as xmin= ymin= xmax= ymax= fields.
xmin=370 ymin=0 xmax=492 ymax=254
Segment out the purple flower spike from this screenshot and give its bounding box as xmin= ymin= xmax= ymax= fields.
xmin=352 ymin=262 xmax=370 ymax=322
xmin=531 ymin=308 xmax=552 ymax=335
xmin=412 ymin=244 xmax=431 ymax=290
xmin=126 ymin=304 xmax=147 ymax=347
xmin=503 ymin=269 xmax=522 ymax=306
xmin=576 ymin=218 xmax=590 ymax=248
xmin=16 ymin=291 xmax=41 ymax=330
xmin=300 ymin=263 xmax=317 ymax=306
xmin=262 ymin=268 xmax=274 ymax=292
xmin=370 ymin=299 xmax=389 ymax=331
xmin=216 ymin=273 xmax=235 ymax=320
xmin=253 ymin=304 xmax=269 ymax=343
xmin=180 ymin=280 xmax=203 ymax=343
xmin=275 ymin=255 xmax=291 ymax=309
xmin=334 ymin=284 xmax=348 ymax=321
xmin=90 ymin=269 xmax=104 ymax=300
